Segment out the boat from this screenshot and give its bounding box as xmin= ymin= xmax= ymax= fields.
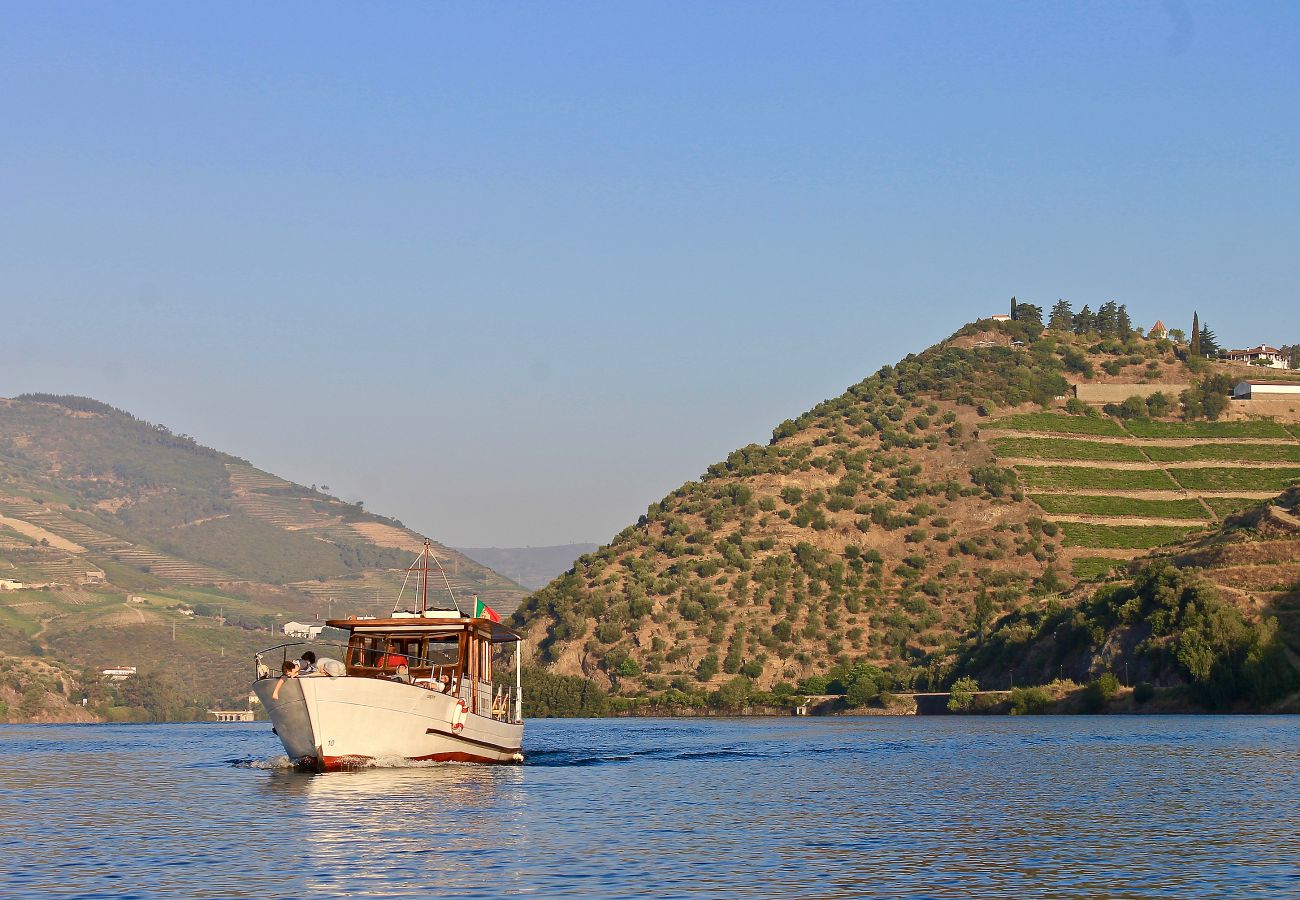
xmin=251 ymin=541 xmax=524 ymax=770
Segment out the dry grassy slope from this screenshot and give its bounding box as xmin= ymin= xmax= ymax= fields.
xmin=516 ymin=319 xmax=1208 ymax=696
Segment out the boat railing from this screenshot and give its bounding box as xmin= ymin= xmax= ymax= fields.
xmin=254 ymin=640 xmax=515 ymax=717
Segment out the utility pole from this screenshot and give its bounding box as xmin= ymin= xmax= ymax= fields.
xmin=172 ymin=620 xmax=176 ymax=641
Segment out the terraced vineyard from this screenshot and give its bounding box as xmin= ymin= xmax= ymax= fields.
xmin=987 ymin=412 xmax=1300 ymax=576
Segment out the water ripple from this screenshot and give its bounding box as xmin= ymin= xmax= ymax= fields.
xmin=1 ymin=717 xmax=1297 ymax=898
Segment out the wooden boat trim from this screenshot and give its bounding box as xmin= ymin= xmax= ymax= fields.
xmin=423 ymin=726 xmax=522 ymax=755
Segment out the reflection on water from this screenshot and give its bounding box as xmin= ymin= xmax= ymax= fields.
xmin=1 ymin=717 xmax=1297 ymax=898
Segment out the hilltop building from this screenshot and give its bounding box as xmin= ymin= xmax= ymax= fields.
xmin=1148 ymin=320 xmax=1169 ymax=339
xmin=282 ymin=621 xmax=323 ymax=639
xmin=1224 ymin=345 xmax=1289 ymax=369
xmin=1232 ymin=380 xmax=1300 ymax=400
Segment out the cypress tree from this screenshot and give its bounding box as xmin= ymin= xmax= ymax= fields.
xmin=1191 ymin=312 xmax=1201 ymax=357
xmin=1010 ymin=296 xmax=1018 ymax=321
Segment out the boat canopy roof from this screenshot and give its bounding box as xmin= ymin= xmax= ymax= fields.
xmin=325 ymin=614 xmax=522 ymax=644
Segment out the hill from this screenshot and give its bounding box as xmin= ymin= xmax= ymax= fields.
xmin=956 ymin=487 xmax=1300 ymax=711
xmin=513 ymin=312 xmax=1300 ymax=711
xmin=456 ymin=544 xmax=601 ymax=591
xmin=0 ymin=394 xmax=526 ymax=721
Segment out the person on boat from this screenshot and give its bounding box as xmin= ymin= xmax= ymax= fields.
xmin=438 ymin=674 xmax=454 ymax=693
xmin=378 ymin=642 xmax=407 ymax=669
xmin=296 ymin=652 xmax=316 ymax=675
xmin=300 ymin=650 xmax=345 ymax=677
xmin=390 ymin=664 xmax=413 ymax=684
xmin=271 ymin=660 xmax=299 ymax=700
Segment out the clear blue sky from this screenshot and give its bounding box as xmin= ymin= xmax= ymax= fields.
xmin=2 ymin=3 xmax=1297 ymax=546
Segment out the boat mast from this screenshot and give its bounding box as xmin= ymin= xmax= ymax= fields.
xmin=420 ymin=539 xmax=430 ymax=613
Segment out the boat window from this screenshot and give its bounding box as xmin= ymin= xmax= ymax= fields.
xmin=346 ymin=634 xmax=462 ymax=669
xmin=422 ymin=636 xmax=460 ymax=667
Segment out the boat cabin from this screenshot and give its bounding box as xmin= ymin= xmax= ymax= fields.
xmin=326 ymin=611 xmax=522 ymax=721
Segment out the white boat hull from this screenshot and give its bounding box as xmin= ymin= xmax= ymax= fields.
xmin=252 ymin=677 xmax=524 ymax=769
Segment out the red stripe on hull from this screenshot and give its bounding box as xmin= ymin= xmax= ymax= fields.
xmin=311 ymin=751 xmax=519 ymax=771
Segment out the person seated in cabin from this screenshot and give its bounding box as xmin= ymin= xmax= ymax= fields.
xmin=300 ymin=650 xmax=345 ymax=677
xmin=271 ymin=660 xmax=300 ymax=700
xmin=377 ymin=642 xmax=408 ymax=669
xmin=390 ymin=664 xmax=413 ymax=684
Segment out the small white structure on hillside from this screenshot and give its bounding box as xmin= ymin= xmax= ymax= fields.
xmin=1233 ymin=380 xmax=1300 ymax=400
xmin=1148 ymin=320 xmax=1169 ymax=339
xmin=1225 ymin=346 xmax=1290 ymax=369
xmin=282 ymin=621 xmax=323 ymax=639
xmin=0 ymin=580 xmax=24 ymax=591
xmin=101 ymin=666 xmax=137 ymax=680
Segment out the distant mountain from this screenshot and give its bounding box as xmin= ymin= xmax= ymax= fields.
xmin=457 ymin=544 xmax=599 ymax=591
xmin=513 ymin=314 xmax=1300 ymax=712
xmin=0 ymin=393 xmax=527 ymax=721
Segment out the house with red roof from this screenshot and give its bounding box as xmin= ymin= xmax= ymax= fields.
xmin=1225 ymin=345 xmax=1289 ymax=369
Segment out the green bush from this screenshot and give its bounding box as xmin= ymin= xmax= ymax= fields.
xmin=1009 ymin=686 xmax=1052 ymax=714
xmin=948 ymin=676 xmax=980 ymax=711
xmin=1082 ymin=672 xmax=1120 ymax=712
xmin=1133 ymin=681 xmax=1156 ymax=704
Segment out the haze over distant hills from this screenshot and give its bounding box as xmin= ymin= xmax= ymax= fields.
xmin=456 ymin=545 xmax=600 ymax=592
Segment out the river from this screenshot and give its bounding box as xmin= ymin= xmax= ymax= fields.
xmin=1 ymin=716 xmax=1296 ymax=898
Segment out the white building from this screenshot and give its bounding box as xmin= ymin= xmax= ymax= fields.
xmin=1148 ymin=319 xmax=1169 ymax=340
xmin=101 ymin=666 xmax=137 ymax=680
xmin=1233 ymin=380 xmax=1300 ymax=400
xmin=282 ymin=621 xmax=323 ymax=639
xmin=1225 ymin=345 xmax=1290 ymax=369
xmin=0 ymin=580 xmax=24 ymax=591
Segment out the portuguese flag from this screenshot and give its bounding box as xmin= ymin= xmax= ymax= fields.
xmin=474 ymin=596 xmax=501 ymax=623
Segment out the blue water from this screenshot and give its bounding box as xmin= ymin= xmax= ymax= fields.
xmin=1 ymin=716 xmax=1297 ymax=898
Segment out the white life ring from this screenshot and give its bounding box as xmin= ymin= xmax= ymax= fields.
xmin=450 ymin=698 xmax=468 ymax=731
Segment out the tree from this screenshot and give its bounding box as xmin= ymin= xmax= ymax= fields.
xmin=1116 ymin=304 xmax=1133 ymax=339
xmin=1120 ymin=395 xmax=1149 ymax=420
xmin=1191 ymin=312 xmax=1201 ymax=357
xmin=1016 ymin=303 xmax=1044 ymax=328
xmin=1146 ymin=391 xmax=1172 ymax=417
xmin=1168 ymin=328 xmax=1186 ymax=343
xmin=1010 ymin=296 xmax=1018 ymax=319
xmin=1073 ymin=305 xmax=1096 ymax=335
xmin=1097 ymin=300 xmax=1119 ymax=337
xmin=948 ymin=676 xmax=980 ymax=711
xmin=1049 ymin=299 xmax=1074 ymax=330
xmin=1200 ymin=323 xmax=1220 ymax=357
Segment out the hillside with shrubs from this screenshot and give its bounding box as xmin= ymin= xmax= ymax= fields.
xmin=515 ymin=305 xmax=1300 ymax=713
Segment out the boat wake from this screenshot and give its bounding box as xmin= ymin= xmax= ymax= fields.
xmin=525 ymin=746 xmax=766 ymax=767
xmin=231 ymin=755 xmax=296 ymax=770
xmin=230 ymin=754 xmax=498 ymax=771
